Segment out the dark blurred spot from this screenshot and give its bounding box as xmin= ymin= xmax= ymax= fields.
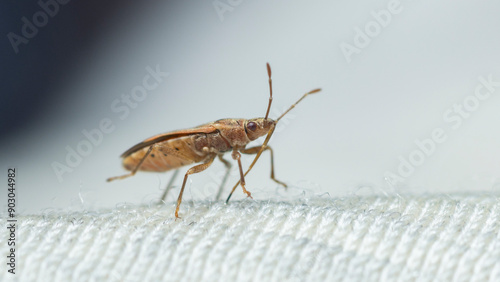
xmin=0 ymin=1 xmax=147 ymax=140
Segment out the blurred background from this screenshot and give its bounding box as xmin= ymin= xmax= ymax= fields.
xmin=2 ymin=0 xmax=500 ymax=213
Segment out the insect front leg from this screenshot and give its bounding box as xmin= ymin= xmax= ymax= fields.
xmin=215 ymin=155 xmax=232 ymax=201
xmin=241 ymin=145 xmax=287 ymax=188
xmin=175 ymin=154 xmax=216 ymax=219
xmin=106 ymin=146 xmax=153 ymax=182
xmin=231 ymin=148 xmax=253 ymax=199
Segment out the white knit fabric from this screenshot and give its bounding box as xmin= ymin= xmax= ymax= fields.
xmin=2 ymin=194 xmax=500 ymax=281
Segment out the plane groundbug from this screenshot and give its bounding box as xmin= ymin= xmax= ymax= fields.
xmin=107 ymin=63 xmax=321 ymax=218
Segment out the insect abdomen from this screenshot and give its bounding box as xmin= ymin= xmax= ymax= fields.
xmin=123 ymin=136 xmax=203 ymax=172
xmin=122 ymin=132 xmax=232 ymax=172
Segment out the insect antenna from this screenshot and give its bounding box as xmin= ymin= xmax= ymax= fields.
xmin=226 ymin=87 xmax=322 ymax=203
xmin=264 ymin=63 xmax=273 ymax=120
xmin=277 ymin=88 xmax=321 ymax=122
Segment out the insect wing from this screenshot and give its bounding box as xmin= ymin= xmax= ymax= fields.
xmin=121 ymin=125 xmax=217 ymax=158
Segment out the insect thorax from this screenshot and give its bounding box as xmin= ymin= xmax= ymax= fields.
xmin=193 ymin=131 xmax=233 ymax=154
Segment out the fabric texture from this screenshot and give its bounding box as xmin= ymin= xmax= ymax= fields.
xmin=2 ymin=194 xmax=500 ymax=281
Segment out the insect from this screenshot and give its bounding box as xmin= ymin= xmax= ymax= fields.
xmin=107 ymin=63 xmax=321 ymax=218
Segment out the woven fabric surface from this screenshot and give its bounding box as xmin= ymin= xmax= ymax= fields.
xmin=2 ymin=194 xmax=500 ymax=282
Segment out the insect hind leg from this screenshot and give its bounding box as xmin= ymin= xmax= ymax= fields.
xmin=106 ymin=146 xmax=153 ymax=182
xmin=175 ymin=154 xmax=216 ymax=219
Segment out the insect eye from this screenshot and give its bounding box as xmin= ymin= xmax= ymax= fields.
xmin=247 ymin=122 xmax=257 ymax=131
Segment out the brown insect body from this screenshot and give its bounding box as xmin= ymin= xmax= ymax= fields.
xmin=121 ymin=118 xmax=275 ymax=173
xmin=107 ymin=63 xmax=320 ymax=219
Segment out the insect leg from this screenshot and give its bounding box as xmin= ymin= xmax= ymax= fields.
xmin=175 ymin=154 xmax=216 ymax=219
xmin=159 ymin=169 xmax=180 ymax=203
xmin=215 ymin=155 xmax=232 ymax=201
xmin=107 ymin=146 xmax=153 ymax=182
xmin=153 ymin=145 xmax=192 ymax=203
xmin=241 ymin=145 xmax=287 ymax=188
xmin=226 ymin=127 xmax=276 ymax=203
xmin=231 ymin=149 xmax=253 ymax=199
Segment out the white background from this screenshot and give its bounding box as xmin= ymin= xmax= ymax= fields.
xmin=3 ymin=0 xmax=500 ymax=213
